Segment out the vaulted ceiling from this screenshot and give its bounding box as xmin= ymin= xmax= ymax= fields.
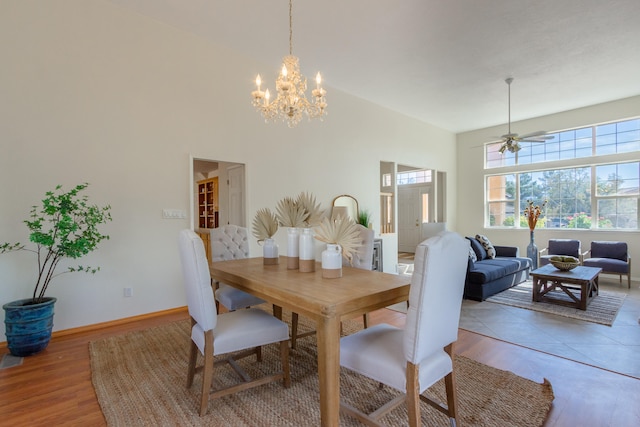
xmin=106 ymin=0 xmax=640 ymax=133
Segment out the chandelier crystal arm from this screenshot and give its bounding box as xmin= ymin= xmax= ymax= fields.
xmin=289 ymin=0 xmax=293 ymax=56
xmin=251 ymin=0 xmax=327 ymax=127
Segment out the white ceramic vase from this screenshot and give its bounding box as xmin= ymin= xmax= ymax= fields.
xmin=263 ymin=238 xmax=279 ymax=265
xmin=287 ymin=227 xmax=300 ymax=270
xmin=322 ymin=244 xmax=342 ymax=278
xmin=299 ymin=227 xmax=315 ymax=272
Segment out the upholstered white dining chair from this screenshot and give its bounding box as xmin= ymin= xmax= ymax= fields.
xmin=178 ymin=229 xmax=290 ymax=416
xmin=290 ymin=224 xmax=375 ymax=349
xmin=339 ymin=231 xmax=468 ymax=426
xmin=210 ymin=225 xmax=266 ymax=310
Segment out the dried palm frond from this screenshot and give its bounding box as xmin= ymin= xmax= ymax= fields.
xmin=296 ymin=191 xmax=322 ymax=227
xmin=252 ymin=208 xmax=279 ymax=241
xmin=314 ymin=216 xmax=362 ymax=262
xmin=275 ymin=197 xmax=307 ymax=228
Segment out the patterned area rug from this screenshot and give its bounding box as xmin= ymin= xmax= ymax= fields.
xmin=90 ymin=312 xmax=554 ymax=426
xmin=486 ymin=281 xmax=626 ymax=326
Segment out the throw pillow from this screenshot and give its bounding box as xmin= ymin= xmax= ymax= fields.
xmin=475 ymin=234 xmax=496 ymax=259
xmin=467 ymin=237 xmax=487 ymax=261
xmin=468 ymin=245 xmax=477 ymax=262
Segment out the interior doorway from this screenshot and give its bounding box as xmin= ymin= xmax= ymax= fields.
xmin=191 ymin=158 xmax=246 ymax=230
xmin=398 ymin=185 xmax=429 ymax=253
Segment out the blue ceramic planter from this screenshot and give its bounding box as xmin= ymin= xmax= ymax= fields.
xmin=3 ymin=297 xmax=56 ymax=357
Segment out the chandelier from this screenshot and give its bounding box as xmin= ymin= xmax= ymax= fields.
xmin=251 ymin=0 xmax=327 ymax=127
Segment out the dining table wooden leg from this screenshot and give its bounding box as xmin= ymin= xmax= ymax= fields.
xmin=316 ymin=314 xmax=341 ymax=426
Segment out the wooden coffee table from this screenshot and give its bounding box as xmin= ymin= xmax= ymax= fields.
xmin=531 ymin=264 xmax=602 ymax=310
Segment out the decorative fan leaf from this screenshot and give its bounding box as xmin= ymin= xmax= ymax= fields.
xmin=296 ymin=191 xmax=322 ymax=227
xmin=314 ymin=216 xmax=362 ymax=262
xmin=252 ymin=208 xmax=279 ymax=241
xmin=275 ymin=197 xmax=307 ymax=228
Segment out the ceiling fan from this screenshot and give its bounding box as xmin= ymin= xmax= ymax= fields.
xmin=496 ymin=77 xmax=552 ymax=154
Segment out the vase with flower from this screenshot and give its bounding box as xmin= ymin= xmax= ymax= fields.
xmin=275 ymin=192 xmax=323 ymax=271
xmin=252 ymin=208 xmax=279 ymax=265
xmin=523 ymin=199 xmax=547 ymax=269
xmin=314 ymin=216 xmax=362 ymax=279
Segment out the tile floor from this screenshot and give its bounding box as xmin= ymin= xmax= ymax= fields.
xmin=461 ymin=276 xmax=640 ymax=379
xmin=397 ymin=253 xmax=640 ymax=379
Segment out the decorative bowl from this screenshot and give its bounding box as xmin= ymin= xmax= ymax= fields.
xmin=549 ymin=256 xmax=580 ymax=271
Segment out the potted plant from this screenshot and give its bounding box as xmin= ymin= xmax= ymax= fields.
xmin=357 ymin=209 xmax=371 ymax=228
xmin=1 ymin=183 xmax=111 ymax=356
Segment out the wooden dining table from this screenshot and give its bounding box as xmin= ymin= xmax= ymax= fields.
xmin=209 ymin=256 xmax=410 ymax=426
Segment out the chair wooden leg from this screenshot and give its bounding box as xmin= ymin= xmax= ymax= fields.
xmin=444 ymin=344 xmax=459 ymax=426
xmin=291 ymin=312 xmax=299 ymax=349
xmin=187 ymin=341 xmax=198 ymax=388
xmin=406 ymin=362 xmax=421 ymax=427
xmin=199 ymin=330 xmax=215 ymax=416
xmin=187 ymin=317 xmax=198 ymax=388
xmin=362 ymin=313 xmax=370 ymax=329
xmin=280 ymin=340 xmax=291 ymax=388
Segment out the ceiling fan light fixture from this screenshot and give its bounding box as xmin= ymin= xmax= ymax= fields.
xmin=493 ymin=77 xmax=549 ymax=155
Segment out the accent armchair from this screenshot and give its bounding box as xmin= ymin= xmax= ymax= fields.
xmin=539 ymin=239 xmax=582 ymax=267
xmin=583 ymin=241 xmax=631 ymax=288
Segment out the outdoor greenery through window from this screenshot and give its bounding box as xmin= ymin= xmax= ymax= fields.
xmin=485 ymin=118 xmax=640 ymax=230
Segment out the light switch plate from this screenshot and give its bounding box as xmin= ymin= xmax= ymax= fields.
xmin=162 ymin=209 xmax=186 ymax=219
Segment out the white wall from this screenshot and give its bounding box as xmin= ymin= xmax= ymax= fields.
xmin=0 ymin=0 xmax=457 ymax=336
xmin=457 ymin=96 xmax=640 ymax=278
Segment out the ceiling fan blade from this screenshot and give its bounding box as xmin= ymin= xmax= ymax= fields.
xmin=519 ymin=131 xmax=550 ymax=139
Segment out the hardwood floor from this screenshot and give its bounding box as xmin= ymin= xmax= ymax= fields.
xmin=1 ymin=307 xmax=638 ymax=426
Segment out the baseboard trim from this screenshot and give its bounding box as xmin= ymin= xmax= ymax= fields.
xmin=0 ymin=306 xmax=188 ymax=349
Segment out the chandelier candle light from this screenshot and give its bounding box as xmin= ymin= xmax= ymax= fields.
xmin=251 ymin=0 xmax=327 ymax=127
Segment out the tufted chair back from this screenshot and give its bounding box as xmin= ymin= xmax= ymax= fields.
xmin=210 ymin=225 xmax=250 ymax=262
xmin=344 ymin=224 xmax=375 ymax=270
xmin=210 ymin=225 xmax=265 ymax=311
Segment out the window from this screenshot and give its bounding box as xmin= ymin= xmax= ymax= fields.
xmin=486 ymin=118 xmax=639 ymax=168
xmin=595 ymin=162 xmax=640 ymax=229
xmin=484 ymin=118 xmax=640 ymax=230
xmin=596 ymin=119 xmax=640 ymax=155
xmin=397 ymin=169 xmax=431 ymax=185
xmin=519 ymin=168 xmax=591 ymax=229
xmin=486 ymin=174 xmax=515 ymax=226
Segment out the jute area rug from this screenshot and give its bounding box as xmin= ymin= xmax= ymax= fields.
xmin=486 ymin=281 xmax=626 ymax=326
xmin=90 ymin=312 xmax=554 ymax=426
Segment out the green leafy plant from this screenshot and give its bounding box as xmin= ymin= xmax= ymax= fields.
xmin=357 ymin=209 xmax=371 ymax=227
xmin=1 ymin=183 xmax=112 ymax=303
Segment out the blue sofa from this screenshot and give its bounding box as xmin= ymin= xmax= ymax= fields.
xmin=464 ymin=237 xmax=532 ymax=301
